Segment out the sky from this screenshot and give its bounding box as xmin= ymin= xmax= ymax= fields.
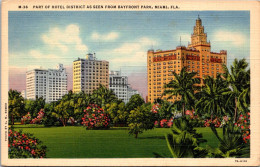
xmin=8 ymin=11 xmax=250 ymax=98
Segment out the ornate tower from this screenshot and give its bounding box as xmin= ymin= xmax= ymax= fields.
xmin=188 ymin=15 xmax=210 ymax=48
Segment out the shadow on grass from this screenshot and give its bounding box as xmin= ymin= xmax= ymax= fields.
xmin=109 ymin=127 xmax=128 ymax=130
xmin=10 ymin=125 xmax=64 ymax=129
xmin=138 ymin=136 xmax=165 ymax=140
xmin=153 ymin=152 xmax=171 ymax=158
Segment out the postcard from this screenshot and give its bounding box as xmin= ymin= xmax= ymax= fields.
xmin=1 ymin=0 xmax=260 ymax=166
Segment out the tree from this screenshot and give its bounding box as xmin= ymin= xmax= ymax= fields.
xmin=73 ymin=92 xmax=91 ymax=122
xmin=127 ymin=103 xmax=154 ymax=138
xmin=52 ymin=91 xmax=75 ymax=126
xmin=165 ymin=117 xmax=207 ymax=158
xmin=42 ymin=102 xmax=60 ymax=127
xmin=195 ymin=75 xmax=229 ymax=120
xmin=106 ymin=102 xmax=128 ymax=126
xmin=24 ymin=97 xmax=45 ymax=118
xmin=91 ymin=84 xmax=119 ymax=108
xmin=126 ymin=94 xmax=145 ymax=112
xmin=8 ymin=89 xmax=25 ymax=125
xmin=163 ymin=67 xmax=200 ymax=116
xmin=208 ymin=123 xmax=250 ymax=158
xmin=157 ymin=100 xmax=174 ymax=120
xmin=222 ymin=58 xmax=250 ymax=121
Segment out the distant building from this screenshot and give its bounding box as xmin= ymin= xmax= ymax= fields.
xmin=73 ymin=53 xmax=109 ymax=94
xmin=109 ymin=71 xmax=140 ymax=103
xmin=21 ymin=90 xmax=26 ymax=99
xmin=26 ymin=64 xmax=68 ymax=103
xmin=109 ymin=71 xmax=128 ymax=103
xmin=147 ymin=16 xmax=227 ymax=103
xmin=127 ymin=87 xmax=139 ymax=102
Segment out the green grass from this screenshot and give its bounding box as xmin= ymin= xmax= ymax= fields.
xmin=12 ymin=125 xmax=222 ymax=158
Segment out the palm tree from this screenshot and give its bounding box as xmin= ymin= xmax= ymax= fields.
xmin=91 ymin=84 xmax=118 ymax=108
xmin=8 ymin=89 xmax=25 ymax=125
xmin=195 ymin=75 xmax=230 ymax=120
xmin=222 ymin=58 xmax=250 ymax=121
xmin=53 ymin=91 xmax=75 ymax=126
xmin=165 ymin=117 xmax=207 ymax=158
xmin=163 ymin=67 xmax=200 ymax=116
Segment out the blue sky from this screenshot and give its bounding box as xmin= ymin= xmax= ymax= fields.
xmin=9 ymin=11 xmax=250 ymax=72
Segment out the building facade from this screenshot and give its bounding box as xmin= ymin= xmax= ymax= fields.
xmin=26 ymin=64 xmax=68 ymax=103
xmin=147 ymin=16 xmax=227 ymax=103
xmin=21 ymin=90 xmax=26 ymax=99
xmin=127 ymin=87 xmax=139 ymax=102
xmin=73 ymin=53 xmax=109 ymax=94
xmin=109 ymin=71 xmax=128 ymax=103
xmin=109 ymin=71 xmax=140 ymax=103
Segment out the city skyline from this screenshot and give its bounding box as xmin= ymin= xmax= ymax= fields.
xmin=9 ymin=11 xmax=250 ymax=98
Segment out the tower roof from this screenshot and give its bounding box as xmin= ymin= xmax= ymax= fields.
xmin=197 ymin=14 xmax=201 ymax=20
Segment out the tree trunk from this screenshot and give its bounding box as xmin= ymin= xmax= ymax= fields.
xmin=135 ymin=132 xmax=138 ymax=138
xmin=61 ymin=118 xmax=65 ymax=127
xmin=64 ymin=118 xmax=67 ymax=127
xmin=234 ymin=97 xmax=238 ymax=122
xmin=12 ymin=115 xmax=14 ymax=125
xmin=182 ymin=103 xmax=185 ymax=116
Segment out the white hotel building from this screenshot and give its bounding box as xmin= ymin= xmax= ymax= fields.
xmin=26 ymin=64 xmax=68 ymax=103
xmin=109 ymin=71 xmax=139 ymax=104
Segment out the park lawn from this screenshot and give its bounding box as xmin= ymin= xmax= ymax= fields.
xmin=12 ymin=125 xmax=221 ymax=158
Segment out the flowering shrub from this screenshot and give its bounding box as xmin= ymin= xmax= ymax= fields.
xmin=183 ymin=110 xmax=205 ymax=127
xmin=30 ymin=109 xmax=45 ymax=124
xmin=8 ymin=129 xmax=47 ymax=158
xmin=82 ymin=104 xmax=110 ymax=130
xmin=154 ymin=118 xmax=174 ymax=128
xmin=235 ymin=112 xmax=250 ymax=143
xmin=185 ymin=110 xmax=194 ymax=118
xmin=204 ymin=117 xmax=221 ymax=127
xmin=21 ymin=112 xmax=31 ymax=125
xmin=151 ymin=104 xmax=160 ymax=114
xmin=152 ymin=104 xmax=173 ymax=128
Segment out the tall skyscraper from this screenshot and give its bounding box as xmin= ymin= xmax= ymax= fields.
xmin=73 ymin=53 xmax=109 ymax=94
xmin=147 ymin=16 xmax=227 ymax=103
xmin=26 ymin=64 xmax=68 ymax=103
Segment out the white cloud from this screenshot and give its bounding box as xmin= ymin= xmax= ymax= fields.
xmin=29 ymin=50 xmax=59 ymax=60
xmin=212 ymin=30 xmax=246 ymax=46
xmin=26 ymin=65 xmax=42 ymax=70
xmin=91 ymin=31 xmax=119 ymax=41
xmin=41 ymin=24 xmax=88 ymax=53
xmin=110 ymin=37 xmax=158 ymax=67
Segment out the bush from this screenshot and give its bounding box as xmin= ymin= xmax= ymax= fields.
xmin=128 ymin=104 xmax=155 ymax=138
xmin=208 ymin=122 xmax=250 ymax=158
xmin=21 ymin=112 xmax=32 ymax=125
xmin=82 ymin=104 xmax=110 ymax=130
xmin=165 ymin=117 xmax=207 ymax=158
xmin=235 ymin=112 xmax=250 ymax=143
xmin=8 ymin=129 xmax=47 ymax=158
xmin=30 ymin=109 xmax=45 ymax=124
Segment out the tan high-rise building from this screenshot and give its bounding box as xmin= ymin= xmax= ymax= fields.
xmin=73 ymin=53 xmax=109 ymax=94
xmin=147 ymin=16 xmax=227 ymax=103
